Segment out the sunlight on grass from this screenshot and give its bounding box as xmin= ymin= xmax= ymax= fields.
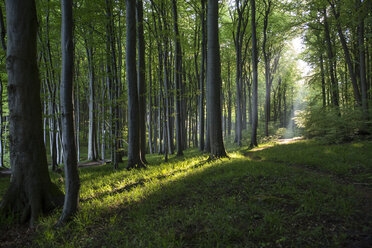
xmin=1 ymin=140 xmax=371 ymax=247
xmin=228 ymin=152 xmax=244 ymax=159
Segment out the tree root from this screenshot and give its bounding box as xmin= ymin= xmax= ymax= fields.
xmin=0 ymin=182 xmax=63 ymax=227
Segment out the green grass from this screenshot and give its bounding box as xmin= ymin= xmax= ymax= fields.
xmin=250 ymin=140 xmax=372 ymax=184
xmin=1 ymin=140 xmax=371 ymax=247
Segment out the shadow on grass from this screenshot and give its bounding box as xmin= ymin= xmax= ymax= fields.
xmin=37 ymin=152 xmax=372 ymax=248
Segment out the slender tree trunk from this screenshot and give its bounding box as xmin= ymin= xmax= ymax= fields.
xmin=329 ymin=2 xmax=361 ymax=105
xmin=358 ymin=13 xmax=368 ymax=116
xmin=58 ymin=0 xmax=80 ymax=224
xmin=172 ymin=0 xmax=184 ymax=156
xmin=148 ymin=42 xmax=153 ymax=154
xmin=323 ymin=8 xmax=339 ymax=107
xmin=262 ymin=0 xmax=272 ymax=137
xmin=320 ymin=53 xmax=326 ymax=107
xmin=199 ymin=0 xmax=206 ymax=152
xmin=227 ymin=61 xmax=232 ymax=136
xmin=137 ymin=0 xmax=148 ymax=163
xmin=75 ymin=62 xmax=80 ymax=162
xmin=87 ymin=45 xmax=97 ymax=161
xmin=250 ymin=0 xmax=258 ymax=147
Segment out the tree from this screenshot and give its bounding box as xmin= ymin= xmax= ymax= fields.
xmin=250 ymin=0 xmax=258 ymax=148
xmin=232 ymin=0 xmax=249 ymax=145
xmin=58 ymin=0 xmax=80 ymax=224
xmin=0 ymin=0 xmax=63 ymax=225
xmin=126 ymin=0 xmax=145 ymax=170
xmin=206 ymin=0 xmax=227 ymax=158
xmin=199 ymin=0 xmax=206 ymax=152
xmin=137 ymin=0 xmax=148 ymax=163
xmin=172 ymin=0 xmax=184 ymax=156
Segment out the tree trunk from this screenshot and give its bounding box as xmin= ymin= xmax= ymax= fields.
xmin=172 ymin=0 xmax=184 ymax=156
xmin=1 ymin=0 xmax=63 ymax=226
xmin=329 ymin=3 xmax=361 ymax=105
xmin=320 ymin=53 xmax=326 ymax=107
xmin=323 ymin=8 xmax=339 ymax=107
xmin=137 ymin=0 xmax=148 ymax=163
xmin=206 ymin=0 xmax=227 ymax=158
xmin=126 ymin=0 xmax=145 ymax=169
xmin=358 ymin=11 xmax=368 ymax=116
xmin=58 ymin=0 xmax=80 ymax=224
xmin=148 ymin=41 xmax=153 ymax=154
xmin=199 ymin=0 xmax=206 ymax=152
xmin=75 ymin=63 xmax=80 ymax=162
xmin=250 ymin=0 xmax=258 ymax=147
xmin=227 ymin=61 xmax=232 ymax=136
xmin=262 ymin=0 xmax=271 ymax=137
xmin=87 ymin=45 xmax=97 ymax=161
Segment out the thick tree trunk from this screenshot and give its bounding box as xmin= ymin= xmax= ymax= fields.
xmin=206 ymin=0 xmax=227 ymax=158
xmin=250 ymin=0 xmax=258 ymax=147
xmin=126 ymin=0 xmax=145 ymax=169
xmin=58 ymin=0 xmax=80 ymax=224
xmin=1 ymin=0 xmax=63 ymax=226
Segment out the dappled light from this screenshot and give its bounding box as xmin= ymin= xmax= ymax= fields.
xmin=0 ymin=0 xmax=371 ymax=247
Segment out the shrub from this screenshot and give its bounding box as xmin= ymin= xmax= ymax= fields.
xmin=295 ymin=104 xmax=372 ymax=144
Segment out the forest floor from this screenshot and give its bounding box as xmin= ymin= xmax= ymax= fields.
xmin=0 ymin=138 xmax=371 ymax=248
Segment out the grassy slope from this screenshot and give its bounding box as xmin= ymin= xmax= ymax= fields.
xmin=0 ymin=140 xmax=371 ymax=247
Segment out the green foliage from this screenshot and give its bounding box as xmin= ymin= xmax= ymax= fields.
xmin=295 ymin=104 xmax=372 ymax=144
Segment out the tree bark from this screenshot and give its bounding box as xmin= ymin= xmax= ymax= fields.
xmin=206 ymin=0 xmax=227 ymax=158
xmin=250 ymin=0 xmax=258 ymax=147
xmin=1 ymin=0 xmax=63 ymax=226
xmin=137 ymin=0 xmax=148 ymax=163
xmin=172 ymin=0 xmax=184 ymax=156
xmin=86 ymin=44 xmax=97 ymax=161
xmin=323 ymin=8 xmax=339 ymax=107
xmin=58 ymin=0 xmax=80 ymax=224
xmin=199 ymin=0 xmax=206 ymax=152
xmin=357 ymin=7 xmax=368 ymax=116
xmin=126 ymin=0 xmax=145 ymax=169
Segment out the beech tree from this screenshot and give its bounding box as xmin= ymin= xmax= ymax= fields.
xmin=58 ymin=0 xmax=80 ymax=224
xmin=126 ymin=0 xmax=145 ymax=169
xmin=206 ymin=0 xmax=227 ymax=158
xmin=0 ymin=0 xmax=63 ymax=225
xmin=250 ymin=0 xmax=258 ymax=147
